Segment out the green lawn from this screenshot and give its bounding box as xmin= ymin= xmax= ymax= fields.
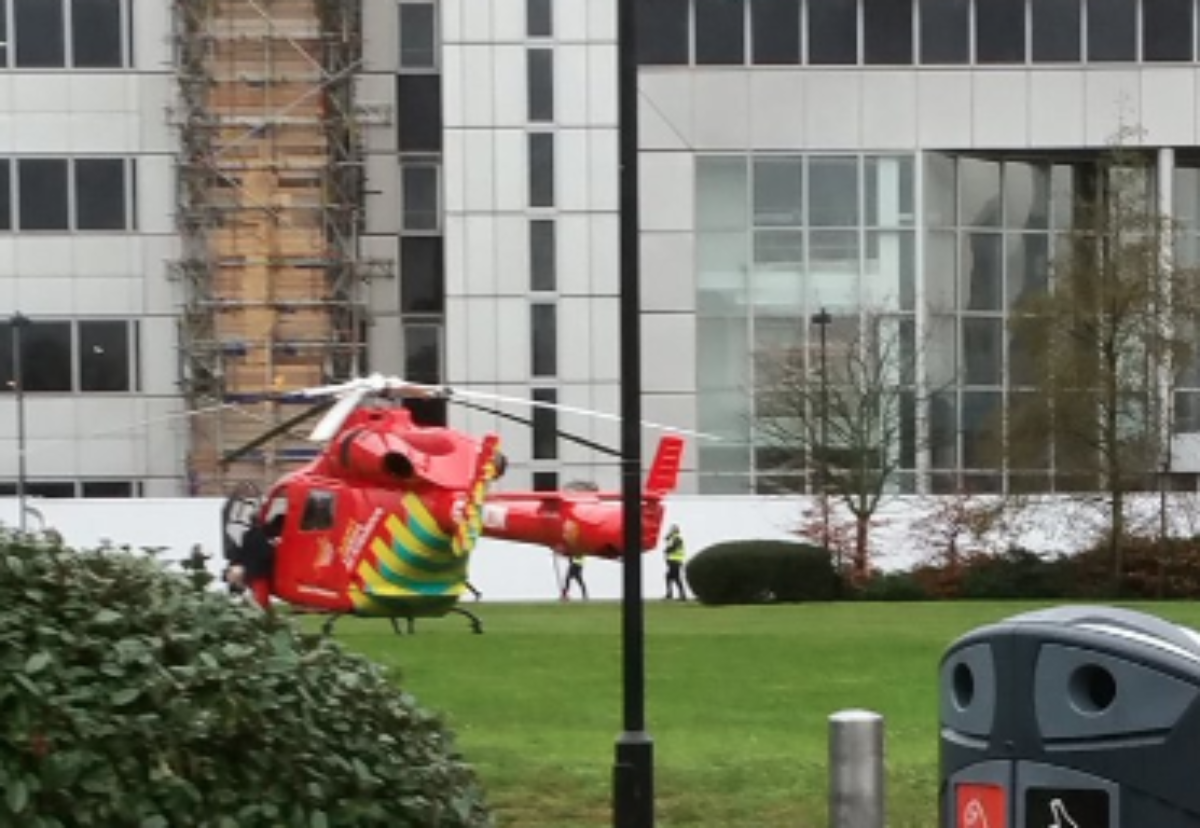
xmin=326 ymin=600 xmax=1200 ymax=828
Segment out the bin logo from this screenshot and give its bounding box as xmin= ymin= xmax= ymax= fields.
xmin=957 ymin=783 xmax=1006 ymax=828
xmin=1026 ymin=788 xmax=1109 ymax=828
xmin=1048 ymin=798 xmax=1080 ymax=828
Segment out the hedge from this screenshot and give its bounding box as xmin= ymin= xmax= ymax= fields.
xmin=0 ymin=530 xmax=493 ymax=828
xmin=685 ymin=540 xmax=836 ymax=605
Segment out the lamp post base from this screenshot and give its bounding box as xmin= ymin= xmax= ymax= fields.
xmin=613 ymin=731 xmax=654 ymax=828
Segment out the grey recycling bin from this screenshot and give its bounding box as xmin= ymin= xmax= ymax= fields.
xmin=940 ymin=605 xmax=1200 ymax=828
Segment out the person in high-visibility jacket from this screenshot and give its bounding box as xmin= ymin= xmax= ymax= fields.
xmin=663 ymin=524 xmax=688 ymax=601
xmin=561 ymin=553 xmax=588 ymax=601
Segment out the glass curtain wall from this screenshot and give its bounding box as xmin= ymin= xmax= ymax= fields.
xmin=696 ymin=153 xmax=916 ymax=494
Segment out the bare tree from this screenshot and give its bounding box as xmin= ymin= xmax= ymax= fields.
xmin=1005 ymin=140 xmax=1200 ymax=592
xmin=754 ymin=312 xmax=919 ymax=580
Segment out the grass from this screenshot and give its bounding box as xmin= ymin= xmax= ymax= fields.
xmin=325 ymin=600 xmax=1200 ymax=827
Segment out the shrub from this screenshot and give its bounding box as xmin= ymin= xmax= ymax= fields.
xmin=0 ymin=530 xmax=493 ymax=828
xmin=685 ymin=540 xmax=836 ymax=605
xmin=957 ymin=548 xmax=1073 ymax=599
xmin=854 ymin=571 xmax=931 ymax=602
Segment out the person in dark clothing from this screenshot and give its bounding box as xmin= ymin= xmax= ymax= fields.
xmin=560 ymin=554 xmax=588 ymax=601
xmin=663 ymin=524 xmax=688 ymax=601
xmin=225 ymin=514 xmax=281 ymax=608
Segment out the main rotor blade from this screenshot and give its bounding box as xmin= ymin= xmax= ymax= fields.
xmin=309 ymin=386 xmax=370 ymax=442
xmin=451 ymin=399 xmax=622 ymax=458
xmin=220 ymin=401 xmax=335 ymax=467
xmin=378 ymin=377 xmax=720 ymax=441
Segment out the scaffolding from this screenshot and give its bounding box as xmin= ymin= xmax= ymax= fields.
xmin=170 ymin=0 xmax=392 ymax=495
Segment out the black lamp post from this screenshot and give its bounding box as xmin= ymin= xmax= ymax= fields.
xmin=10 ymin=313 xmax=29 ymax=533
xmin=811 ymin=308 xmax=832 ymax=553
xmin=614 ymin=0 xmax=653 ymax=824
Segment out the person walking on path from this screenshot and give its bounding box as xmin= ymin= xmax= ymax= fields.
xmin=663 ymin=524 xmax=688 ymax=601
xmin=561 ymin=553 xmax=588 ymax=601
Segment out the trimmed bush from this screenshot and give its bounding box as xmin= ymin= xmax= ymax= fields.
xmin=0 ymin=530 xmax=493 ymax=828
xmin=854 ymin=571 xmax=931 ymax=602
xmin=957 ymin=548 xmax=1073 ymax=599
xmin=685 ymin=540 xmax=836 ymax=605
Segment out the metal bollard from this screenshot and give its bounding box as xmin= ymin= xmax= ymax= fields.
xmin=828 ymin=709 xmax=885 ymax=828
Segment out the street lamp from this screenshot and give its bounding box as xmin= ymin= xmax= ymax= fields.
xmin=614 ymin=0 xmax=653 ymax=824
xmin=10 ymin=312 xmax=29 ymax=533
xmin=811 ymin=308 xmax=832 ymax=555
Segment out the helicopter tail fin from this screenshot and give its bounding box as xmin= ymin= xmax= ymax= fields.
xmin=645 ymin=435 xmax=685 ymax=499
xmin=451 ymin=434 xmax=502 ymax=559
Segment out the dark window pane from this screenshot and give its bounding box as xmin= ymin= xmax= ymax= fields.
xmin=72 ymin=0 xmax=122 ymax=67
xmin=919 ymin=0 xmax=969 ymax=63
xmin=527 ymin=48 xmax=554 ymax=122
xmin=400 ymin=236 xmax=445 ymax=314
xmin=529 ymin=132 xmax=555 ymax=208
xmin=396 ymin=75 xmax=443 ymax=152
xmin=75 ymin=159 xmax=126 ymax=230
xmin=532 ymin=471 xmax=559 ymax=491
xmin=0 ymin=0 xmax=8 ymax=67
xmin=0 ymin=161 xmax=10 ymax=230
xmin=751 ymin=0 xmax=799 ymax=63
xmin=405 ymin=396 xmax=448 ymax=426
xmin=1144 ymin=0 xmax=1194 ymax=61
xmin=399 ymin=3 xmax=437 ymax=69
xmin=808 ymin=0 xmax=858 ymax=64
xmin=301 ymin=490 xmax=337 ymax=531
xmin=696 ymin=0 xmax=745 ymax=65
xmin=532 ymin=303 xmax=557 ymax=376
xmin=22 ymin=321 xmax=73 ymax=392
xmin=79 ymin=320 xmax=129 ymax=391
xmin=636 ymin=0 xmax=689 ymax=65
xmin=532 ymin=388 xmax=558 ymax=460
xmin=863 ymin=0 xmax=914 ymax=64
xmin=527 ymin=0 xmax=553 ymax=36
xmin=28 ymin=482 xmax=76 ymax=498
xmin=975 ymin=0 xmax=1026 ymax=63
xmin=0 ymin=322 xmax=11 ymax=390
xmin=401 ymin=163 xmax=439 ymax=231
xmin=15 ymin=0 xmax=64 ymax=67
xmin=963 ymin=319 xmax=1003 ymax=385
xmin=18 ymin=160 xmax=69 ymax=231
xmin=530 ymin=219 xmax=556 ymax=291
xmin=82 ymin=480 xmax=134 ymax=497
xmin=1088 ymin=0 xmax=1136 ymax=61
xmin=404 ymin=325 xmax=441 ymax=384
xmin=1031 ymin=0 xmax=1081 ymax=61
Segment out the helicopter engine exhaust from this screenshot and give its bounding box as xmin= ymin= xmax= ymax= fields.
xmin=335 ymin=429 xmax=420 ymax=483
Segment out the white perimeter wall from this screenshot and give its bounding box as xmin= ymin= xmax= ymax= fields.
xmin=3 ymin=494 xmax=1199 ymax=603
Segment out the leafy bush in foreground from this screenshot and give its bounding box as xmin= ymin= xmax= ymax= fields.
xmin=0 ymin=531 xmax=492 ymax=828
xmin=686 ymin=540 xmax=836 ymax=605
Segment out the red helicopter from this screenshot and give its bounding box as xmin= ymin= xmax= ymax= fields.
xmin=219 ymin=374 xmax=693 ymax=634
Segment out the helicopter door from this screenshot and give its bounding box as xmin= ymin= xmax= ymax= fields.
xmin=273 ymin=485 xmax=347 ymax=608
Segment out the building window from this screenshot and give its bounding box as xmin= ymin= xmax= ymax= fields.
xmin=807 ymin=0 xmax=857 ymax=64
xmin=72 ymin=0 xmax=123 ymax=68
xmin=750 ymin=0 xmax=800 ymax=64
xmin=0 ymin=160 xmax=9 ymax=230
xmin=0 ymin=1 xmax=8 ymax=67
xmin=863 ymin=0 xmax=913 ymax=65
xmin=532 ymin=388 xmax=558 ymax=460
xmin=532 ymin=470 xmax=559 ymax=491
xmin=18 ymin=159 xmax=69 ymax=231
xmin=0 ymin=318 xmax=138 ymax=394
xmin=975 ymin=0 xmax=1026 ymax=63
xmin=81 ymin=480 xmax=136 ymax=498
xmin=528 ymin=132 xmax=555 ymax=208
xmin=79 ymin=320 xmax=130 ymax=391
xmin=527 ymin=48 xmax=554 ymax=123
xmin=400 ymin=236 xmax=445 ymax=314
xmin=401 ymin=162 xmax=439 ymax=231
xmin=531 ymin=303 xmax=557 ymax=376
xmin=14 ymin=0 xmax=65 ymax=67
xmin=695 ymin=0 xmax=746 ymax=65
xmin=636 ymin=0 xmax=689 ymax=65
xmin=1031 ymin=0 xmax=1081 ymax=62
xmin=530 ymin=219 xmax=557 ymax=292
xmin=919 ymin=0 xmax=970 ymax=64
xmin=396 ymin=75 xmax=442 ymax=152
xmin=1143 ymin=0 xmax=1194 ymax=62
xmin=403 ymin=324 xmax=441 ymax=384
xmin=1088 ymin=0 xmax=1137 ymax=62
xmin=399 ymin=2 xmax=437 ymax=69
xmin=75 ymin=158 xmax=127 ymax=230
xmin=527 ymin=0 xmax=553 ymax=37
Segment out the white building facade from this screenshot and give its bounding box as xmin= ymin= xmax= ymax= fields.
xmin=7 ymin=0 xmax=1200 ymax=499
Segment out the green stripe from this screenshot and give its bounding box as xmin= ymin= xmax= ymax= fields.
xmin=368 ymin=571 xmax=459 ymax=597
xmin=394 ymin=540 xmax=462 ymax=573
xmin=408 ymin=515 xmax=452 ymax=553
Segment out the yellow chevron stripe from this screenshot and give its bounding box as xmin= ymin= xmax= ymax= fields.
xmin=356 ymin=559 xmax=393 ymax=591
xmin=384 ymin=513 xmax=444 ymax=563
xmin=403 ymin=493 xmax=447 ymax=542
xmin=372 ymin=536 xmax=451 ymax=584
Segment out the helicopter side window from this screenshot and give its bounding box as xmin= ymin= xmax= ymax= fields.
xmin=300 ymin=490 xmax=337 ymax=532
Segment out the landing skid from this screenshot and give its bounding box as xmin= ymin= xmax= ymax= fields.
xmin=317 ymin=608 xmax=484 ymax=636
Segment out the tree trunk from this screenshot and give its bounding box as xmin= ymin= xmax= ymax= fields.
xmin=1111 ymin=487 xmax=1124 ymax=596
xmin=853 ymin=514 xmax=869 ymax=580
